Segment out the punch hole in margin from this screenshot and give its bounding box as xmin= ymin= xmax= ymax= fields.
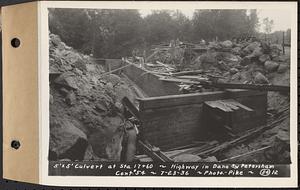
xmin=11 ymin=38 xmax=21 ymax=48
xmin=11 ymin=140 xmax=21 ymax=150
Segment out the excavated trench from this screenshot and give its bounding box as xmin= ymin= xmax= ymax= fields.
xmin=100 ymin=59 xmax=268 ymax=152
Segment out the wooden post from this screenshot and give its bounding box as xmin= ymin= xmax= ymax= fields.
xmin=282 ymin=31 xmax=285 ymax=55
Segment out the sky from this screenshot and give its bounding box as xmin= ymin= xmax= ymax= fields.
xmin=139 ymin=9 xmax=291 ymax=32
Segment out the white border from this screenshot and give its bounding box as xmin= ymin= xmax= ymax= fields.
xmin=39 ymin=1 xmax=298 ymax=187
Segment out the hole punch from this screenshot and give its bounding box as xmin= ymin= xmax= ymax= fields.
xmin=11 ymin=140 xmax=21 ymax=150
xmin=11 ymin=38 xmax=21 ymax=48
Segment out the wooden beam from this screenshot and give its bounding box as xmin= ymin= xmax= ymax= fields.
xmin=122 ymin=97 xmax=140 ymax=120
xmin=204 ymin=82 xmax=290 ymax=92
xmin=138 ymin=140 xmax=173 ymax=162
xmin=159 ymin=77 xmax=200 ymax=84
xmin=138 ymin=91 xmax=227 ymax=110
xmin=138 ymin=89 xmax=266 ymax=110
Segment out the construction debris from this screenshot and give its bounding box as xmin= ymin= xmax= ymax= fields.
xmin=129 ymin=39 xmax=289 ymax=95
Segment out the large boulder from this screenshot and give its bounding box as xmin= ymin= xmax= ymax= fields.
xmin=231 ymin=47 xmax=242 ymax=55
xmin=89 ymin=115 xmax=125 ymax=161
xmin=264 ymin=130 xmax=290 ymax=163
xmin=243 ymin=42 xmax=260 ymax=54
xmin=269 ymin=44 xmax=282 ymax=58
xmin=201 ymin=156 xmax=218 ymax=162
xmin=54 ymin=72 xmax=78 ymax=89
xmin=273 ymin=55 xmax=289 ymax=62
xmin=240 ymin=56 xmax=251 ymax=66
xmin=173 ymin=154 xmax=201 ymax=162
xmin=208 ymin=41 xmax=222 ymax=50
xmin=249 ymin=47 xmax=263 ymax=58
xmin=264 ymin=60 xmax=279 ymax=72
xmin=199 ymin=52 xmax=217 ymax=64
xmin=254 ymin=72 xmax=269 ymax=84
xmin=84 ymin=145 xmax=102 ymax=161
xmin=221 ymin=40 xmax=233 ymax=48
xmin=49 ymin=118 xmax=88 ymax=161
xmin=261 ymin=41 xmax=271 ymax=54
xmin=259 ymin=54 xmax=271 ymax=63
xmin=229 ymin=68 xmax=239 ymax=74
xmin=277 ymin=64 xmax=289 ymax=73
xmin=50 ymin=33 xmax=66 ymax=50
xmin=65 ymin=90 xmax=76 ymax=105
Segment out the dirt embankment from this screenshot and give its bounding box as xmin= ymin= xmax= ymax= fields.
xmin=49 ymin=34 xmax=136 ymax=161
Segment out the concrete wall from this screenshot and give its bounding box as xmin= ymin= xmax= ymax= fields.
xmin=138 ymin=90 xmax=267 ymax=150
xmin=105 ymin=59 xmax=123 ymax=72
xmin=104 ymin=59 xmax=268 ymax=150
xmin=120 ymin=61 xmax=180 ymax=97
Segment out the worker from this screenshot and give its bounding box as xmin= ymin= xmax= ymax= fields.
xmin=121 ymin=121 xmax=138 ymax=162
xmin=132 ymin=49 xmax=137 ymax=62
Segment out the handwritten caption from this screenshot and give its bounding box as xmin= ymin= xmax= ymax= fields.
xmin=49 ymin=162 xmax=289 ymax=177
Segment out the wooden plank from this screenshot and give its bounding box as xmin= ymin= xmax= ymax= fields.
xmin=225 ymin=89 xmax=267 ymax=98
xmin=204 ymin=82 xmax=290 ymax=92
xmin=122 ymin=97 xmax=140 ymax=120
xmin=205 ymin=100 xmax=235 ymax=112
xmin=138 ymin=140 xmax=173 ymax=162
xmin=197 ymin=114 xmax=288 ymax=157
xmin=225 ymin=99 xmax=254 ymax=112
xmin=159 ymin=77 xmax=200 ymax=84
xmin=138 ymin=89 xmax=266 ymax=111
xmin=138 ymin=91 xmax=227 ymax=110
xmin=171 ymin=69 xmax=204 ymax=76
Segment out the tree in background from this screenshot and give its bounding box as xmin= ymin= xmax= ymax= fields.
xmin=192 ymin=10 xmax=219 ymax=41
xmin=49 ymin=9 xmax=143 ymax=58
xmin=192 ymin=10 xmax=259 ymax=41
xmin=49 ymin=8 xmax=92 ymax=53
xmin=172 ymin=10 xmax=193 ymax=42
xmin=143 ymin=10 xmax=176 ymax=45
xmin=49 ymin=9 xmax=260 ymax=58
xmin=262 ymin=17 xmax=274 ymax=42
xmin=285 ymin=29 xmax=291 ymax=44
xmin=245 ymin=10 xmax=260 ymax=35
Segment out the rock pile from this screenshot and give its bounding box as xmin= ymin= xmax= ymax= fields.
xmin=49 ymin=34 xmax=136 ymax=161
xmin=189 ymin=40 xmax=289 ymax=85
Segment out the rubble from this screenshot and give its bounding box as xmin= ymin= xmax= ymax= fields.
xmin=220 ymin=40 xmax=233 ymax=48
xmin=254 ymin=72 xmax=269 ymax=84
xmin=49 ymin=33 xmax=136 ymax=161
xmin=259 ymin=54 xmax=270 ymax=63
xmin=49 ymin=117 xmax=88 ymax=161
xmin=277 ymin=64 xmax=289 ymax=73
xmin=134 ymin=39 xmax=290 ymax=163
xmin=173 ymin=154 xmax=201 ymax=162
xmin=264 ymin=60 xmax=279 ymax=72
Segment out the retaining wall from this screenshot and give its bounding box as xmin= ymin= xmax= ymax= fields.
xmin=105 ymin=59 xmax=268 ymax=150
xmin=138 ymin=90 xmax=267 ymax=150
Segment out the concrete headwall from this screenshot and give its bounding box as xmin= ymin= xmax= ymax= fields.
xmin=103 ymin=59 xmax=268 ymax=150
xmin=107 ymin=60 xmax=181 ymax=97
xmin=138 ymin=90 xmax=267 ymax=150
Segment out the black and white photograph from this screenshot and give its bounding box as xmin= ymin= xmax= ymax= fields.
xmin=47 ymin=4 xmax=294 ymax=178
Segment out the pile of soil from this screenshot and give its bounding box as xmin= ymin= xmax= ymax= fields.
xmin=49 ymin=34 xmax=136 ymax=161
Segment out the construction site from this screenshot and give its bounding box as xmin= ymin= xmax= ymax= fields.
xmin=49 ymin=34 xmax=290 ymax=164
xmin=48 ymin=9 xmax=291 ymax=165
